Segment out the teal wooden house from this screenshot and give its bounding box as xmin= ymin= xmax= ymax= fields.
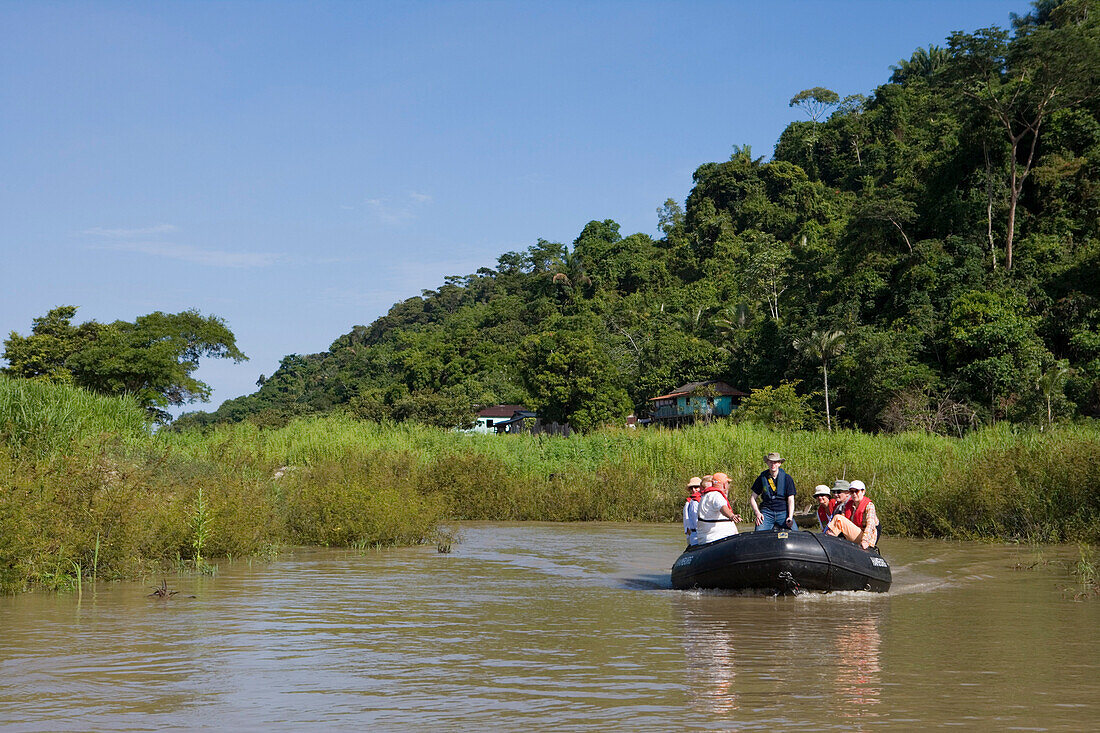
xmin=646 ymin=380 xmax=747 ymax=427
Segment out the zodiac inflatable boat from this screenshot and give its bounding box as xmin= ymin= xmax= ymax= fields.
xmin=671 ymin=530 xmax=891 ymax=592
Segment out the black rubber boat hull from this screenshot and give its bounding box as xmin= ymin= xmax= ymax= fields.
xmin=671 ymin=530 xmax=891 ymax=592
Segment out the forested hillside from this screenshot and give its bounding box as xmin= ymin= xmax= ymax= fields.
xmin=177 ymin=0 xmax=1100 ymax=434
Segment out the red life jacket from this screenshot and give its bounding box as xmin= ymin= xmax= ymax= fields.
xmin=816 ymin=498 xmax=836 ymax=527
xmin=850 ymin=497 xmax=872 ymax=528
xmin=699 ymin=487 xmax=733 ymax=519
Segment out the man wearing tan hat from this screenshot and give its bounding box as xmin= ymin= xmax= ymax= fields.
xmin=696 ymin=472 xmax=742 ymax=544
xmin=749 ymin=452 xmax=798 ymax=531
xmin=683 ymin=477 xmax=703 ymax=546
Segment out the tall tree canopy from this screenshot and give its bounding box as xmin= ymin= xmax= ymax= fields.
xmin=4 ymin=307 xmax=246 ymax=421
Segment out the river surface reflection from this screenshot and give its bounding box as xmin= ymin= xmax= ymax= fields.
xmin=1 ymin=523 xmax=1097 ymax=731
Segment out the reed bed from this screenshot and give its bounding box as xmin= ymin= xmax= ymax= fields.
xmin=3 ymin=377 xmax=1098 ymax=594
xmin=0 ymin=375 xmax=149 ymax=458
xmin=159 ymin=415 xmax=1100 ymax=542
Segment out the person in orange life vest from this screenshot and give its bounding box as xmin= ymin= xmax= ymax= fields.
xmin=749 ymin=452 xmax=798 ymax=531
xmin=696 ymin=472 xmax=742 ymax=544
xmin=683 ymin=476 xmax=703 ymax=546
xmin=813 ymin=484 xmax=833 ymax=531
xmin=825 ymin=479 xmax=880 ymax=549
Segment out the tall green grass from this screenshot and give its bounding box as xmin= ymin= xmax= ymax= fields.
xmin=0 ymin=375 xmax=150 ymax=457
xmin=3 ymin=376 xmax=1099 ymax=594
xmin=160 ymin=415 xmax=1100 ymax=542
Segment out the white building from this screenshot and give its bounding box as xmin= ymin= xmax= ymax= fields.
xmin=466 ymin=404 xmax=529 ymax=434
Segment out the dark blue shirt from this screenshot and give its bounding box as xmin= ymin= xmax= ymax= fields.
xmin=750 ymin=468 xmax=796 ymax=512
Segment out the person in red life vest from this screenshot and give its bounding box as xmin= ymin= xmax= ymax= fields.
xmin=813 ymin=484 xmax=833 ymax=531
xmin=698 ymin=475 xmax=713 ymax=501
xmin=822 ymin=477 xmax=853 ymax=534
xmin=696 ymin=472 xmax=742 ymax=544
xmin=821 ymin=479 xmax=852 ymax=533
xmin=831 ymin=479 xmax=853 ymax=520
xmin=825 ymin=479 xmax=880 ymax=549
xmin=683 ymin=476 xmax=703 ymax=546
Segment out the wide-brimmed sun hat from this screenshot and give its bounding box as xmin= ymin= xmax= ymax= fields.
xmin=831 ymin=479 xmax=851 ymax=492
xmin=813 ymin=484 xmax=831 ymax=497
xmin=765 ymin=452 xmax=784 ymax=463
xmin=687 ymin=476 xmax=703 ymax=488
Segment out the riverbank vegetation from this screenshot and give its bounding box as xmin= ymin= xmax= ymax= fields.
xmin=161 ymin=414 xmax=1100 ymax=545
xmin=3 ymin=376 xmax=1098 ymax=594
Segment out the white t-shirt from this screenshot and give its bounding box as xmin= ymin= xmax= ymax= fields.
xmin=683 ymin=498 xmax=699 ymax=543
xmin=696 ymin=491 xmax=738 ymax=544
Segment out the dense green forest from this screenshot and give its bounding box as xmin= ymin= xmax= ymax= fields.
xmin=173 ymin=0 xmax=1100 ymax=434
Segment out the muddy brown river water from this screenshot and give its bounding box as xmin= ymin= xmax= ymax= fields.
xmin=1 ymin=523 xmax=1098 ymax=731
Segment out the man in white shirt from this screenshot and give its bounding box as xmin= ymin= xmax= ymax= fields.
xmin=696 ymin=472 xmax=742 ymax=544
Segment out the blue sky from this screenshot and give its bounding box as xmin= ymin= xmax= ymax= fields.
xmin=1 ymin=0 xmax=1023 ymax=415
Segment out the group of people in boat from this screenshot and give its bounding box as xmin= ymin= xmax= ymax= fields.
xmin=682 ymin=451 xmax=881 ymax=551
xmin=811 ymin=479 xmax=880 ymax=550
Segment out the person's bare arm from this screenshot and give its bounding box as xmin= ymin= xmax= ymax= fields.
xmin=749 ymin=492 xmax=763 ymax=526
xmin=721 ymin=503 xmax=742 ymax=523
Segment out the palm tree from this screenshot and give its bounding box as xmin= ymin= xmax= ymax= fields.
xmin=713 ymin=304 xmax=749 ymax=336
xmin=1037 ymin=360 xmax=1073 ymax=429
xmin=889 ymin=45 xmax=949 ymax=84
xmin=712 ymin=304 xmax=750 ymax=356
xmin=550 ymin=249 xmax=592 ymax=307
xmin=680 ymin=305 xmax=708 ymax=335
xmin=794 ymin=329 xmax=846 ymax=431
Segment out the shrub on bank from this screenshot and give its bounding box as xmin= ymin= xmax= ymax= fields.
xmin=281 ymin=455 xmax=443 ymax=547
xmin=0 ymin=381 xmax=440 ymax=594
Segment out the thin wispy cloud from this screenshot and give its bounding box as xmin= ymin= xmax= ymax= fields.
xmin=83 ymin=222 xmax=289 ymax=268
xmin=95 ymin=241 xmax=286 ymax=268
xmin=363 ymin=191 xmax=433 ymax=226
xmin=82 ymin=224 xmax=179 ymax=238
